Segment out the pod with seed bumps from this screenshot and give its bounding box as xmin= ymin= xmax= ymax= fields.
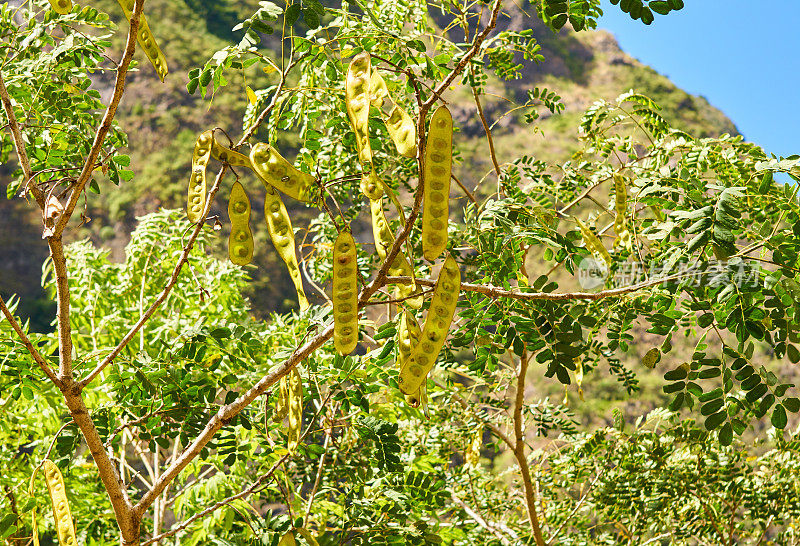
xmin=360 ymin=170 xmax=384 ymax=200
xmin=274 ymin=376 xmax=289 ymax=422
xmin=369 ymin=69 xmax=389 ymax=109
xmin=264 ymin=187 xmax=310 ymax=311
xmin=187 ymin=130 xmax=213 ymax=223
xmin=287 ymin=367 xmax=303 ymax=452
xmin=397 ymin=311 xmax=424 ymax=407
xmin=369 ymin=198 xmax=422 ymax=308
xmin=212 ymin=140 xmax=251 ymax=168
xmin=250 ymin=142 xmax=315 ymax=203
xmin=43 ymin=460 xmax=79 ymax=546
xmin=116 ymin=0 xmax=168 ymax=81
xmin=227 ymin=182 xmax=253 ymax=266
xmin=333 ymin=230 xmax=359 ymax=355
xmin=345 ymin=52 xmax=373 ymax=165
xmin=422 ymin=106 xmax=453 ymax=261
xmin=385 ymin=105 xmax=417 ymax=158
xmin=398 ymin=254 xmax=460 ymax=395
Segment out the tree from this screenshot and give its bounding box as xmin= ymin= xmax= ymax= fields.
xmin=1 ymin=0 xmax=799 ymax=544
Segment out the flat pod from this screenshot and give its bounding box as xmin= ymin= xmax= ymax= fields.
xmin=278 ymin=531 xmax=298 ymax=546
xmin=263 ymin=187 xmax=310 ymax=311
xmin=187 ymin=129 xmax=213 ymax=223
xmin=116 ymin=0 xmax=168 ymax=81
xmin=287 ymin=367 xmax=303 ymax=452
xmin=385 ymin=105 xmax=418 ymax=158
xmin=250 ymin=142 xmax=315 ymax=203
xmin=369 ymin=69 xmax=389 ymax=109
xmin=398 ymin=254 xmax=460 ymax=395
xmin=48 ymin=0 xmax=72 ymax=14
xmin=575 ymin=217 xmax=612 ymax=266
xmin=228 ymin=181 xmax=253 ymax=266
xmin=43 ymin=460 xmax=79 ymax=546
xmin=369 ymin=198 xmax=422 ymax=308
xmin=345 ymin=52 xmax=373 ymax=165
xmin=274 ymin=376 xmax=289 ymax=422
xmin=333 ymin=230 xmax=359 ymax=355
xmin=397 ymin=311 xmax=424 ymax=407
xmin=422 ymin=106 xmax=453 ymax=261
xmin=212 ymin=141 xmax=252 ymax=168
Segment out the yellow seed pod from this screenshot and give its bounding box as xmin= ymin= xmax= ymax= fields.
xmin=298 ymin=528 xmax=321 ymax=546
xmin=369 ymin=69 xmax=389 ymax=109
xmin=278 ymin=530 xmax=298 ymax=546
xmin=397 ymin=311 xmax=424 ymax=407
xmin=385 ymin=105 xmax=417 ymax=158
xmin=116 ymin=0 xmax=168 ymax=82
xmin=333 ymin=230 xmax=359 ymax=355
xmin=251 ymin=142 xmax=315 ymax=203
xmin=575 ymin=217 xmax=612 ymax=266
xmin=227 ymin=182 xmax=253 ymax=266
xmin=287 ymin=367 xmax=303 ymax=452
xmin=345 ymin=52 xmax=373 ymax=165
xmin=212 ymin=140 xmax=252 ymax=168
xmin=263 ymin=186 xmax=310 ymax=311
xmin=369 ymin=198 xmax=422 ymax=308
xmin=465 ymin=426 xmax=482 ymax=467
xmin=613 ymin=173 xmax=632 ymax=251
xmin=187 ymin=129 xmax=213 ymax=223
xmin=399 ymin=254 xmax=460 ymax=395
xmin=274 ymin=376 xmax=289 ymax=422
xmin=42 ymin=460 xmax=79 ymax=546
xmin=422 ymin=106 xmax=453 ymax=262
xmin=360 ymin=170 xmax=384 ymax=200
xmin=48 ymin=0 xmax=71 ymax=14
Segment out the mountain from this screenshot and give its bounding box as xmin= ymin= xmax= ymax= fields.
xmin=0 ymin=0 xmax=738 ymax=329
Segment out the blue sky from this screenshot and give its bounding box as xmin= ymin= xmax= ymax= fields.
xmin=596 ymin=0 xmax=800 ymax=159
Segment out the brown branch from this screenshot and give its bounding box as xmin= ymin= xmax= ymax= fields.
xmin=513 ymin=352 xmax=545 ymax=546
xmin=422 ymin=0 xmax=504 ymax=110
xmin=452 ymin=172 xmax=478 ymax=205
xmin=472 ymin=88 xmax=501 ymax=180
xmin=385 ymin=271 xmax=685 ymax=302
xmin=52 ymin=0 xmax=146 ymax=237
xmin=0 ymin=294 xmax=58 ymax=384
xmin=48 ymin=238 xmax=75 ymax=379
xmin=0 ymin=71 xmax=44 ymax=208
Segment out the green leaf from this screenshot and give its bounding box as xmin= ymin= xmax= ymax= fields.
xmin=285 ymin=3 xmax=301 ymax=26
xmin=771 ymin=404 xmax=788 ymax=428
xmin=642 ymin=348 xmax=660 ymax=368
xmin=704 ymin=411 xmax=727 ymax=431
xmin=783 ymin=397 xmax=800 ymax=412
xmin=718 ymin=422 xmax=733 ymax=446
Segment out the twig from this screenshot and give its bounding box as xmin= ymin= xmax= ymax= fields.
xmin=452 ymin=172 xmax=478 ymax=205
xmin=0 ymin=294 xmax=58 ymax=384
xmin=450 ymin=490 xmax=512 ymax=545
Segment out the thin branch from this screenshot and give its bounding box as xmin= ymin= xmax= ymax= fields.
xmin=545 ymin=469 xmax=604 ymax=545
xmin=140 ymin=457 xmax=288 ymax=546
xmin=385 ymin=271 xmax=686 ymax=302
xmin=52 ymin=0 xmax=145 ymax=237
xmin=0 ymin=71 xmax=44 ymax=208
xmin=472 ymin=87 xmax=502 ymax=180
xmin=48 ymin=238 xmax=75 ymax=379
xmin=450 ymin=490 xmax=511 ymax=546
xmin=452 ymin=172 xmax=478 ymax=205
xmin=0 ymin=294 xmax=58 ymax=384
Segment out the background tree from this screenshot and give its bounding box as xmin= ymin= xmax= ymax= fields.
xmin=1 ymin=0 xmax=799 ymax=545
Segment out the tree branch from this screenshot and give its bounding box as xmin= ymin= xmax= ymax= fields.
xmin=0 ymin=71 xmax=44 ymax=208
xmin=52 ymin=0 xmax=146 ymax=237
xmin=0 ymin=294 xmax=58 ymax=384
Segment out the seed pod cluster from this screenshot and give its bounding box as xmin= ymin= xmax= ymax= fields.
xmin=212 ymin=140 xmax=251 ymax=168
xmin=422 ymin=106 xmax=453 ymax=261
xmin=264 ymin=187 xmax=310 ymax=311
xmin=575 ymin=217 xmax=612 ymax=266
xmin=370 ymin=198 xmax=422 ymax=308
xmin=398 ymin=254 xmax=460 ymax=395
xmin=333 ymin=231 xmax=359 ymax=355
xmin=48 ymin=0 xmax=72 ymax=14
xmin=287 ymin=367 xmax=303 ymax=452
xmin=251 ymin=142 xmax=315 ymax=203
xmin=187 ymin=130 xmax=213 ymax=223
xmin=345 ymin=52 xmax=373 ymax=166
xmin=43 ymin=460 xmax=78 ymax=546
xmin=116 ymin=0 xmax=168 ymax=81
xmin=227 ymin=181 xmax=253 ymax=266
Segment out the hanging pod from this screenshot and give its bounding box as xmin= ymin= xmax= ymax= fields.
xmin=422 ymin=106 xmax=453 ymax=261
xmin=250 ymin=142 xmax=316 ymax=203
xmin=263 ymin=186 xmax=310 ymax=311
xmin=398 ymin=254 xmax=460 ymax=395
xmin=369 ymin=197 xmax=422 ymax=308
xmin=186 ymin=130 xmax=213 ymax=223
xmin=116 ymin=0 xmax=168 ymax=81
xmin=345 ymin=52 xmax=373 ymax=165
xmin=227 ymin=181 xmax=254 ymax=266
xmin=333 ymin=230 xmax=359 ymax=355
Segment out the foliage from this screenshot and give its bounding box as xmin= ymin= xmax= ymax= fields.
xmin=0 ymin=0 xmax=799 ymax=545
